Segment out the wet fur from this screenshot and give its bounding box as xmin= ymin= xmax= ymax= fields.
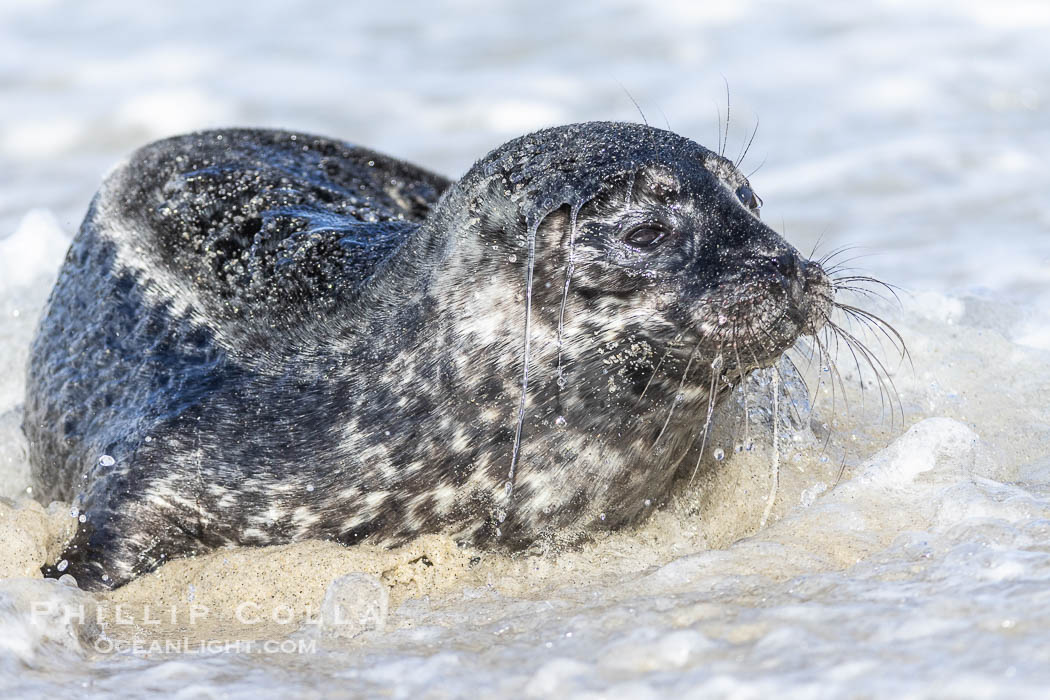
xmin=25 ymin=123 xmax=834 ymax=589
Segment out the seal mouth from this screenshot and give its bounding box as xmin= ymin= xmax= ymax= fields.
xmin=759 ymin=251 xmax=833 ymax=336
xmin=669 ymin=251 xmax=834 ymax=376
xmin=794 ymin=257 xmax=835 ymax=335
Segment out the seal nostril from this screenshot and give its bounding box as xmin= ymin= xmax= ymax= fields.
xmin=766 ymin=253 xmax=799 ymax=293
xmin=774 ymin=252 xmax=798 ymax=279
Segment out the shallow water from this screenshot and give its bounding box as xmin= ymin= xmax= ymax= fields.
xmin=2 ymin=1 xmax=1050 ymax=697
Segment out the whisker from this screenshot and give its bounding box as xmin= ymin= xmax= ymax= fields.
xmin=808 ymin=224 xmax=833 ymax=261
xmin=826 ymin=319 xmax=905 ymax=427
xmin=823 ymin=254 xmax=880 ymax=275
xmin=832 ymin=452 xmax=849 ymax=488
xmin=786 ymin=342 xmax=837 ymax=466
xmin=832 ymin=274 xmax=906 ymax=297
xmin=792 ymin=338 xmax=825 ymax=419
xmin=827 ymin=317 xmax=874 ymax=415
xmin=721 ymin=77 xmax=731 ymax=159
xmin=817 ymin=244 xmax=866 ymax=267
xmin=835 ymin=303 xmax=911 ymax=368
xmin=658 ymin=106 xmax=672 ymax=131
xmin=617 ymin=80 xmax=648 ymax=126
xmin=831 ymin=285 xmax=896 ymax=306
xmin=736 ymin=116 xmax=760 ymax=169
xmin=780 ymin=351 xmax=807 ymax=400
xmin=746 ymin=156 xmax=767 ymax=179
xmin=638 ymin=312 xmax=695 ymax=402
xmin=836 ymin=307 xmax=898 ymax=365
xmin=812 ymin=325 xmax=849 ymax=424
xmin=715 ymin=104 xmax=724 ymax=157
xmin=755 ymin=324 xmax=805 ymax=426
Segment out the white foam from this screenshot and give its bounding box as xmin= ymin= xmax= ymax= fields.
xmin=0 ymin=210 xmax=69 ymax=291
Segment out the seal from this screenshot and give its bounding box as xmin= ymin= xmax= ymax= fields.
xmin=24 ymin=122 xmax=833 ymax=590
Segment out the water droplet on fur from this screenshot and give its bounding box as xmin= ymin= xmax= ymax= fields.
xmin=556 ymin=374 xmax=567 ymax=389
xmin=599 ymin=513 xmax=606 ymax=521
xmin=508 ymin=254 xmax=517 ymax=263
xmin=504 ymin=480 xmax=513 ymax=497
xmin=69 ymin=507 xmax=79 ymax=518
xmin=554 ymin=415 xmax=567 ymax=428
xmin=711 ymin=355 xmax=724 ymax=371
xmin=674 ymin=392 xmax=685 ymax=403
xmin=496 ymin=508 xmax=507 ymax=523
xmin=306 ymin=484 xmax=315 ymax=492
xmin=78 ymin=514 xmax=86 ymax=523
xmin=98 ymin=455 xmax=115 ymax=467
xmin=718 ymin=315 xmax=728 ymax=325
xmin=56 ymin=559 xmax=68 ymax=572
xmin=644 ymin=499 xmax=652 ymax=507
xmin=713 ymin=448 xmax=726 ymax=461
xmin=58 ymin=574 xmax=77 ymax=587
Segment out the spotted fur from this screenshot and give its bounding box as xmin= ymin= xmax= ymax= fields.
xmin=24 ymin=123 xmax=831 ymax=590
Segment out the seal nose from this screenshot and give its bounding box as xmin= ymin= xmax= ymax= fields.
xmin=768 ymin=252 xmax=800 ymax=294
xmin=798 ymin=257 xmax=829 ymax=289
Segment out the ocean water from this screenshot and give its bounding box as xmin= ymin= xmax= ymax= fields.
xmin=2 ymin=1 xmax=1049 ymax=697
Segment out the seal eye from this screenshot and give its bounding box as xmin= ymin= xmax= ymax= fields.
xmin=622 ymin=225 xmax=668 ymax=249
xmin=736 ymin=184 xmax=763 ymax=215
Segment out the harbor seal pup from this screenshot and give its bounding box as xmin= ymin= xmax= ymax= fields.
xmin=24 ymin=122 xmax=833 ymax=590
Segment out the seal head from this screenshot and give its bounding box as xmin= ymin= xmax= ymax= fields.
xmin=422 ymin=122 xmax=832 ymax=540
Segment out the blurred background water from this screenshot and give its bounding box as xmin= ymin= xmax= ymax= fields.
xmin=2 ymin=1 xmax=1050 ymax=697
xmin=2 ymin=0 xmax=1049 ymax=311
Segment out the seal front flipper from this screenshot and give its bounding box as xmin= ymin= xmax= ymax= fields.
xmin=43 ymin=469 xmax=212 ymax=590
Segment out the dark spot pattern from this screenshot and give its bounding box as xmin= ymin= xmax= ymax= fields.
xmin=25 ymin=124 xmax=832 ymax=590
